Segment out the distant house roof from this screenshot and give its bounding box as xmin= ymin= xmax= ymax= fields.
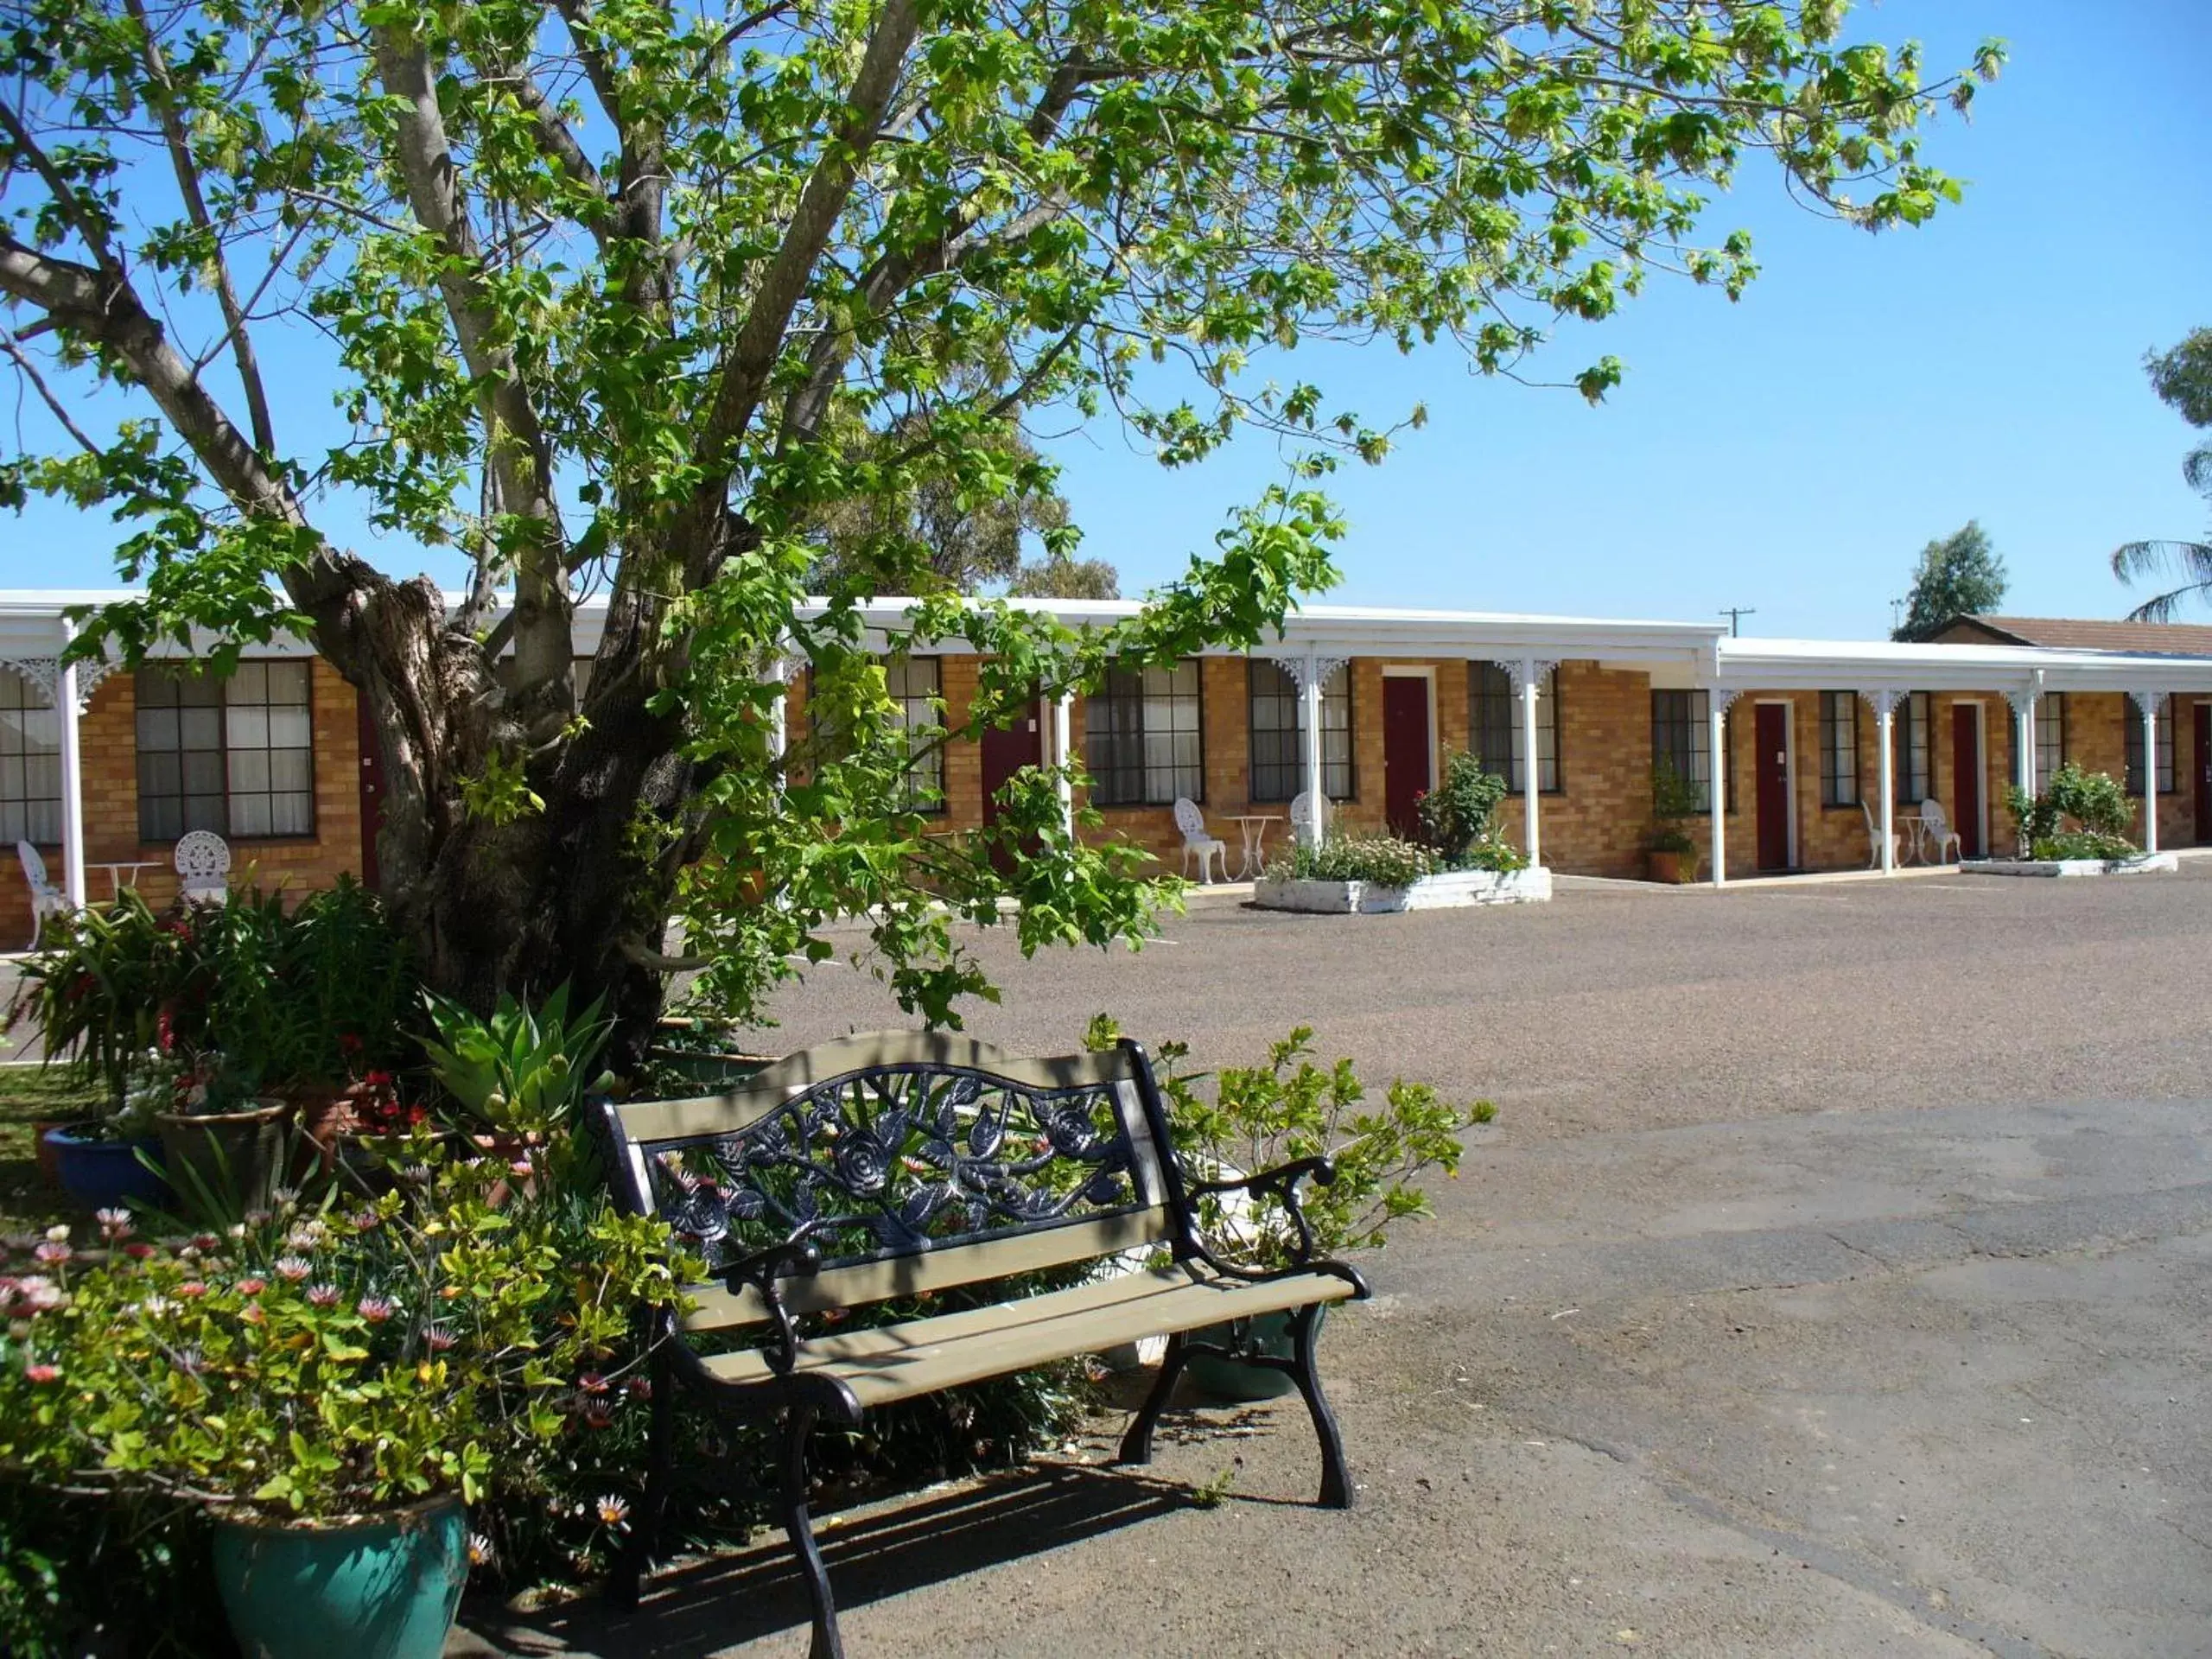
xmin=1936 ymin=614 xmax=2212 ymax=658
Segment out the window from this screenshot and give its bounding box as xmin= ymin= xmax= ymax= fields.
xmin=1247 ymin=660 xmax=1351 ymax=801
xmin=1650 ymin=690 xmax=1726 ymax=814
xmin=2124 ymin=694 xmax=2177 ymax=796
xmin=1087 ymin=660 xmax=1203 ymax=806
xmin=137 ymin=662 xmax=315 ymax=841
xmin=2034 ymin=692 xmax=2067 ymax=790
xmin=1894 ymin=690 xmax=1932 ymax=803
xmin=1819 ymin=692 xmax=1859 ymax=807
xmin=1470 ymin=664 xmax=1561 ymax=792
xmin=0 ymin=669 xmax=60 ymax=844
xmin=884 ymin=656 xmax=944 ymax=812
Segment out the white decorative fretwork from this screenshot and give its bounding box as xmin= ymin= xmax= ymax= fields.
xmin=1705 ymin=686 xmax=1745 ymax=717
xmin=2128 ymin=690 xmax=2166 ymax=720
xmin=0 ymin=657 xmax=59 ymax=702
xmin=1855 ymin=687 xmax=1906 ymax=720
xmin=1267 ymin=652 xmax=1351 ymax=691
xmin=1500 ymin=658 xmax=1560 ymax=696
xmin=2001 ymin=687 xmax=2039 ymax=717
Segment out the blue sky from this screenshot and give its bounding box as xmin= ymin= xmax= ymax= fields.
xmin=10 ymin=0 xmax=2209 ymax=641
xmin=1047 ymin=0 xmax=2212 ymax=638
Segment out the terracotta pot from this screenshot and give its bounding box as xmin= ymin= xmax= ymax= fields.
xmin=468 ymin=1129 xmax=546 ymax=1206
xmin=1646 ymin=849 xmax=1694 ymax=884
xmin=155 ymin=1099 xmax=294 ymax=1211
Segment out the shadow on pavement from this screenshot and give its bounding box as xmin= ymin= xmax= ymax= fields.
xmin=459 ymin=1461 xmax=1192 ymax=1656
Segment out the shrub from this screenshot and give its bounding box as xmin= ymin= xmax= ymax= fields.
xmin=1086 ymin=1017 xmax=1494 ymax=1271
xmin=1415 ymin=753 xmax=1507 ymax=861
xmin=10 ymin=878 xmax=420 ymax=1104
xmin=2003 ymin=761 xmax=2137 ymax=857
xmin=1648 ymin=759 xmax=1703 ymax=854
xmin=1273 ymin=831 xmax=1438 ymax=887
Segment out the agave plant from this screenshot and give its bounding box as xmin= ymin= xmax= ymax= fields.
xmin=418 ymin=984 xmax=613 ymax=1136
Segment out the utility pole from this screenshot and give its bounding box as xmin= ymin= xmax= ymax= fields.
xmin=1889 ymin=597 xmax=1906 ymax=632
xmin=1719 ymin=606 xmax=1756 ymax=638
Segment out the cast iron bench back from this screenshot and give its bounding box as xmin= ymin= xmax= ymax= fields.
xmin=604 ymin=1032 xmax=1183 ymax=1333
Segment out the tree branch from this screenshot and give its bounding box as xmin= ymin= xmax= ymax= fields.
xmin=373 ymin=20 xmax=574 ymax=702
xmin=691 ymin=0 xmax=919 ymax=486
xmin=123 ymin=0 xmax=276 ymax=455
xmin=1 ymin=334 xmax=100 ymax=455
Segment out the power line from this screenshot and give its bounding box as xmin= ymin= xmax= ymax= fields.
xmin=1719 ymin=606 xmax=1756 ymax=637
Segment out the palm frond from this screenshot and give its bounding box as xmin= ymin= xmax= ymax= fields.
xmin=2112 ymin=538 xmax=2212 ymax=621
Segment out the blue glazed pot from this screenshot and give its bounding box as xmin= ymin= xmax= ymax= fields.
xmin=43 ymin=1127 xmax=168 ymax=1211
xmin=212 ymin=1497 xmax=468 ymax=1659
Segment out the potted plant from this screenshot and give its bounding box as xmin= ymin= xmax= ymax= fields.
xmin=1098 ymin=1021 xmax=1494 ymax=1402
xmin=149 ymin=1049 xmax=295 ymax=1213
xmin=41 ymin=1060 xmax=169 ymax=1212
xmin=1646 ymin=760 xmax=1704 ymax=883
xmin=419 ymin=983 xmax=613 ymax=1193
xmin=0 ymin=1157 xmax=693 ymax=1658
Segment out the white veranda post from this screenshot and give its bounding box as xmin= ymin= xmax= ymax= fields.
xmin=1052 ymin=691 xmax=1075 ymax=839
xmin=1706 ymin=690 xmax=1732 ymax=887
xmin=1865 ymin=690 xmax=1897 ymax=875
xmin=1299 ymin=651 xmax=1327 ymax=847
xmin=1516 ymin=660 xmax=1553 ymax=868
xmin=56 ymin=623 xmax=86 ymax=908
xmin=2134 ymin=691 xmax=2161 ymax=855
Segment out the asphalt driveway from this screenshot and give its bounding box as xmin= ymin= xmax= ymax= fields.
xmin=467 ymin=864 xmax=2212 ymax=1658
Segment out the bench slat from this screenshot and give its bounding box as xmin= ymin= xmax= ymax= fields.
xmin=699 ymin=1263 xmax=1357 ymax=1408
xmin=613 ymin=1032 xmax=1137 ymax=1145
xmin=683 ymin=1206 xmax=1173 ymax=1332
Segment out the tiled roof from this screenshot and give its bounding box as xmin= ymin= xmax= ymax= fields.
xmin=1943 ymin=614 xmax=2212 ymax=657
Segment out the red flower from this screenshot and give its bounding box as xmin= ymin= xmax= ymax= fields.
xmin=23 ymin=1363 xmax=60 ymax=1384
xmin=338 ymin=1033 xmax=364 ymax=1057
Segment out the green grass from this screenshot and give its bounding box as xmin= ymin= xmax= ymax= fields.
xmin=0 ymin=1065 xmax=105 ymax=1234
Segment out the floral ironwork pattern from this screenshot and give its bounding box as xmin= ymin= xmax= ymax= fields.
xmin=645 ymin=1065 xmax=1143 ymax=1273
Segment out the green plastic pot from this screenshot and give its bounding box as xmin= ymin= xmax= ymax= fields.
xmin=156 ymin=1100 xmax=293 ymax=1211
xmin=212 ymin=1496 xmax=468 ymax=1659
xmin=1183 ymin=1306 xmax=1325 ymax=1403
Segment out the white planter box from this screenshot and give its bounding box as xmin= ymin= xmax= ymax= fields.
xmin=1965 ymin=852 xmax=2179 ymax=878
xmin=1254 ymin=866 xmax=1552 ymax=912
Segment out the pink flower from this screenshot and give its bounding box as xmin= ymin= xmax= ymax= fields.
xmin=274 ymin=1255 xmax=311 ymax=1282
xmin=626 ymin=1376 xmax=652 ymax=1402
xmin=188 ymin=1234 xmax=220 ymax=1253
xmin=577 ymin=1371 xmax=611 ymax=1395
xmin=175 ymin=1281 xmax=207 ymax=1299
xmin=595 ymin=1495 xmax=630 ymax=1528
xmin=356 ymin=1294 xmax=394 ymax=1324
xmin=33 ymin=1242 xmax=69 ymax=1266
xmin=423 ymin=1324 xmax=456 ymax=1352
xmin=22 ymin=1363 xmax=60 ymax=1384
xmin=123 ymin=1243 xmax=155 ymax=1261
xmin=306 ymin=1283 xmax=340 ymax=1307
xmin=349 ymin=1210 xmax=381 ymax=1233
xmin=94 ymin=1207 xmax=133 ymax=1239
xmin=234 ymin=1276 xmax=266 ymax=1296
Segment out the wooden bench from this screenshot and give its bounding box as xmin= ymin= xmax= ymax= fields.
xmin=600 ymin=1031 xmax=1369 ymax=1657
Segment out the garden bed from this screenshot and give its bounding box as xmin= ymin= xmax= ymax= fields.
xmin=1254 ymin=867 xmax=1552 ymax=912
xmin=1964 ymin=852 xmax=2179 ymax=878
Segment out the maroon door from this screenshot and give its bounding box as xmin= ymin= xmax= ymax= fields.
xmin=2196 ymin=704 xmax=2212 ymax=844
xmin=1951 ymin=702 xmax=1982 ymax=857
xmin=979 ymin=693 xmax=1044 ymax=871
xmin=1382 ymin=677 xmax=1431 ymax=837
xmin=355 ymin=692 xmax=384 ymax=889
xmin=1753 ymin=703 xmax=1790 ymax=870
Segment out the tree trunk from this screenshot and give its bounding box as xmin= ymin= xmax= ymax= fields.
xmin=323 ymin=575 xmax=690 ymax=1065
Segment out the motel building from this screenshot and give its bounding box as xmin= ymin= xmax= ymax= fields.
xmin=4 ymin=590 xmax=2212 ymax=941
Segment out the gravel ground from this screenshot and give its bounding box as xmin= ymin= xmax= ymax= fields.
xmin=461 ymin=862 xmax=2212 ymax=1659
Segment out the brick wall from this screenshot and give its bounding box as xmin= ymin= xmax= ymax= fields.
xmin=1 ymin=661 xmax=366 ymax=945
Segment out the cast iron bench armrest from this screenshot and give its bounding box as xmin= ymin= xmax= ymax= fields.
xmin=1181 ymin=1154 xmax=1337 ymax=1279
xmin=721 ymin=1230 xmax=823 ymax=1376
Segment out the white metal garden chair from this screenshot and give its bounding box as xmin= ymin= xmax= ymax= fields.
xmin=173 ymin=830 xmax=232 ymax=905
xmin=1916 ymin=798 xmax=1963 ymax=865
xmin=16 ymin=841 xmax=70 ymax=948
xmin=1857 ymin=800 xmax=1898 ymax=870
xmin=1173 ymin=797 xmax=1229 ymax=884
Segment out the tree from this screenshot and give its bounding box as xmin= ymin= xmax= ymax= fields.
xmin=2112 ymin=328 xmax=2212 ymax=620
xmin=806 ymin=405 xmax=1116 ymax=597
xmin=1895 ymin=521 xmax=2008 ymax=641
xmin=0 ymin=1 xmax=1997 ymax=1048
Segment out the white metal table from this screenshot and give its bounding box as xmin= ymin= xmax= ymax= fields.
xmin=1229 ymin=814 xmax=1282 ymax=880
xmin=91 ymin=860 xmax=156 ymax=898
